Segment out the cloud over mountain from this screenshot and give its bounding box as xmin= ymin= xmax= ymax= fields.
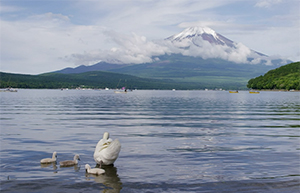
xmin=67 ymin=31 xmax=172 ymax=65
xmin=67 ymin=26 xmax=278 ymax=66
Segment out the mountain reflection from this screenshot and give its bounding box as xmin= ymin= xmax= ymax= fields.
xmin=85 ymin=165 xmax=122 ymax=193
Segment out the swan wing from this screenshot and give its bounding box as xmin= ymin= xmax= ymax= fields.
xmin=94 ymin=139 xmax=105 ymax=153
xmin=94 ymin=139 xmax=121 ymax=165
xmin=104 ymin=139 xmax=121 ymax=160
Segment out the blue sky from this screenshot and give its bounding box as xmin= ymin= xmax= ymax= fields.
xmin=1 ymin=0 xmax=299 ymax=74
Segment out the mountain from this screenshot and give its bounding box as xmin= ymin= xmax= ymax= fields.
xmin=166 ymin=26 xmax=235 ymax=48
xmin=53 ymin=26 xmax=292 ymax=89
xmin=247 ymin=61 xmax=300 ymax=90
xmin=165 ymin=26 xmax=266 ymax=56
xmin=1 ymin=71 xmax=198 ymax=90
xmin=57 ymin=62 xmax=130 ymax=74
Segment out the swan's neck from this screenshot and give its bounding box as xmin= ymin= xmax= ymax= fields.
xmin=103 ymin=132 xmax=109 ymax=140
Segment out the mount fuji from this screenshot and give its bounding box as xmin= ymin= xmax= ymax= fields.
xmin=165 ymin=26 xmax=266 ymax=57
xmin=167 ymin=26 xmax=235 ymax=47
xmin=54 ymin=26 xmax=291 ymax=89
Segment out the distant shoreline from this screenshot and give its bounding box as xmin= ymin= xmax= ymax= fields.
xmin=1 ymin=88 xmax=299 ymax=92
xmin=254 ymin=89 xmax=300 ymax=92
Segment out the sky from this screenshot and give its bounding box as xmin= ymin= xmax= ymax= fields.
xmin=0 ymin=0 xmax=299 ymax=74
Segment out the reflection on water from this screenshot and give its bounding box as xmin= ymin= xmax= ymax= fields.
xmin=40 ymin=162 xmax=58 ymax=171
xmin=0 ymin=89 xmax=299 ymax=192
xmin=85 ymin=165 xmax=122 ymax=193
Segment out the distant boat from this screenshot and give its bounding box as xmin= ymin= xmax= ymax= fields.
xmin=114 ymin=90 xmax=127 ymax=94
xmin=114 ymin=87 xmax=127 ymax=94
xmin=114 ymin=80 xmax=127 ymax=94
xmin=229 ymin=91 xmax=238 ymax=93
xmin=249 ymin=91 xmax=260 ymax=94
xmin=0 ymin=88 xmax=17 ymax=92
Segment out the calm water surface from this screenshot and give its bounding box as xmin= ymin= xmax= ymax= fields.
xmin=0 ymin=89 xmax=299 ymax=192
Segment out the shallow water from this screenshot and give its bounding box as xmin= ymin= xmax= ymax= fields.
xmin=0 ymin=89 xmax=299 ymax=192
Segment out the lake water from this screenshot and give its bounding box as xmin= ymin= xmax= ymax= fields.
xmin=0 ymin=89 xmax=299 ymax=192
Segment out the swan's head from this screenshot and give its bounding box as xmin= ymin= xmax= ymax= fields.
xmin=85 ymin=164 xmax=91 ymax=170
xmin=103 ymin=132 xmax=109 ymax=140
xmin=74 ymin=154 xmax=80 ymax=161
xmin=53 ymin=152 xmax=57 ymax=158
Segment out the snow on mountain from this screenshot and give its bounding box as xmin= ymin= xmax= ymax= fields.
xmin=164 ymin=26 xmax=269 ymax=63
xmin=166 ymin=26 xmax=235 ymax=48
xmin=66 ymin=26 xmax=287 ymax=68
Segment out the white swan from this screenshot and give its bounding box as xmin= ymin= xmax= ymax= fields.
xmin=93 ymin=132 xmax=121 ymax=166
xmin=85 ymin=164 xmax=105 ymax=175
xmin=59 ymin=154 xmax=80 ymax=167
xmin=40 ymin=152 xmax=57 ymax=164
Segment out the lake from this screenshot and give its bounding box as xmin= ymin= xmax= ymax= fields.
xmin=0 ymin=89 xmax=299 ymax=192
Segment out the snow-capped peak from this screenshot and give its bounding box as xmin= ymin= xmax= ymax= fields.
xmin=172 ymin=26 xmax=218 ymax=40
xmin=166 ymin=26 xmax=237 ymax=48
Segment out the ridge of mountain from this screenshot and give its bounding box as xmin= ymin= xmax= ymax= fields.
xmin=56 ymin=62 xmax=130 ymax=74
xmin=166 ymin=26 xmax=235 ymax=48
xmin=53 ymin=26 xmax=292 ymax=89
xmin=0 ymin=70 xmax=233 ymax=90
xmin=165 ymin=26 xmax=266 ymax=56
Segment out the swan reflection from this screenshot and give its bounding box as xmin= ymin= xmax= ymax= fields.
xmin=40 ymin=162 xmax=57 ymax=171
xmin=85 ymin=165 xmax=122 ymax=193
xmin=73 ymin=164 xmax=81 ymax=172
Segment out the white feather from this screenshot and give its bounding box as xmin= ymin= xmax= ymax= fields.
xmin=85 ymin=164 xmax=105 ymax=175
xmin=40 ymin=152 xmax=57 ymax=164
xmin=93 ymin=132 xmax=121 ymax=165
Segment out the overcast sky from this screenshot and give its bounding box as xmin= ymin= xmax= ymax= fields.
xmin=1 ymin=0 xmax=299 ymax=74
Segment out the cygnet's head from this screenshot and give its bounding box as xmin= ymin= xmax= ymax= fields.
xmin=74 ymin=154 xmax=80 ymax=160
xmin=85 ymin=164 xmax=91 ymax=170
xmin=53 ymin=152 xmax=57 ymax=158
xmin=103 ymin=132 xmax=109 ymax=140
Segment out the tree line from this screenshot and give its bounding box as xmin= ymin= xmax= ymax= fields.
xmin=247 ymin=61 xmax=300 ymax=90
xmin=0 ymin=70 xmax=248 ymax=90
xmin=0 ymin=71 xmax=205 ymax=90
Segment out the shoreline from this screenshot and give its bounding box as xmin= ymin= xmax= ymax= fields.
xmin=254 ymin=89 xmax=300 ymax=92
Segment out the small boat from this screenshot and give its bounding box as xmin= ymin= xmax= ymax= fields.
xmin=0 ymin=88 xmax=17 ymax=92
xmin=249 ymin=91 xmax=260 ymax=94
xmin=229 ymin=91 xmax=238 ymax=93
xmin=114 ymin=86 xmax=127 ymax=94
xmin=114 ymin=90 xmax=127 ymax=94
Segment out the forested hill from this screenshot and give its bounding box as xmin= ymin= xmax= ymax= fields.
xmin=0 ymin=71 xmax=172 ymax=89
xmin=0 ymin=71 xmax=210 ymax=90
xmin=247 ymin=61 xmax=300 ymax=90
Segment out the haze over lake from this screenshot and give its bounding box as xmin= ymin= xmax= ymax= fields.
xmin=1 ymin=89 xmax=299 ymax=192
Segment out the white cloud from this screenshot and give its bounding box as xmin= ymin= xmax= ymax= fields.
xmin=0 ymin=0 xmax=299 ymax=74
xmin=66 ymin=31 xmax=172 ymax=65
xmin=75 ymin=0 xmax=231 ymax=39
xmin=255 ymin=0 xmax=282 ymax=8
xmin=164 ymin=36 xmax=261 ymax=64
xmin=66 ymin=28 xmax=275 ymax=66
xmin=0 ymin=13 xmax=110 ymax=74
